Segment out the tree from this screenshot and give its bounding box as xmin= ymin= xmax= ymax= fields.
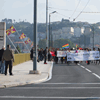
xmin=38 ymin=39 xmax=46 ymax=49
xmin=54 ymin=39 xmax=75 ymax=49
xmin=15 ymin=45 xmax=21 ymax=54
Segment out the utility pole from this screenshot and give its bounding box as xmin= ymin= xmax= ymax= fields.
xmin=49 ymin=14 xmax=51 ymax=48
xmin=46 ymin=0 xmax=48 ymax=48
xmin=33 ymin=0 xmax=37 ymax=71
xmin=51 ymin=27 xmax=52 ymax=48
xmin=29 ymin=0 xmax=39 ymax=74
xmin=92 ymin=26 xmax=94 ymax=49
xmin=49 ymin=11 xmax=57 ymax=48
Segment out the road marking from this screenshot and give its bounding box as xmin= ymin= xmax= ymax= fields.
xmin=40 ymin=62 xmax=53 ymax=83
xmin=39 ymin=83 xmax=100 ymax=84
xmin=79 ymin=64 xmax=100 ymax=79
xmin=92 ymin=73 xmax=100 ymax=79
xmin=0 ymin=96 xmax=100 ymax=99
xmin=80 ymin=66 xmax=85 ymax=68
xmin=85 ymin=68 xmax=92 ymax=72
xmin=8 ymin=87 xmax=100 ymax=89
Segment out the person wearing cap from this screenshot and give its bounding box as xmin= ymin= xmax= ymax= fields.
xmin=2 ymin=45 xmax=14 ymax=76
xmin=0 ymin=46 xmax=5 ymax=74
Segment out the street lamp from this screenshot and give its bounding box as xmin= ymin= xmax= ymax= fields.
xmin=46 ymin=0 xmax=48 ymax=48
xmin=29 ymin=0 xmax=39 ymax=74
xmin=49 ymin=11 xmax=57 ymax=48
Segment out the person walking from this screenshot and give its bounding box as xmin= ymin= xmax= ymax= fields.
xmin=43 ymin=47 xmax=48 ymax=64
xmin=74 ymin=49 xmax=79 ymax=65
xmin=2 ymin=45 xmax=14 ymax=76
xmin=55 ymin=49 xmax=58 ymax=64
xmin=0 ymin=46 xmax=5 ymax=74
xmin=30 ymin=47 xmax=34 ymax=61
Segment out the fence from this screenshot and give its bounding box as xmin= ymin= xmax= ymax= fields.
xmin=13 ymin=53 xmax=30 ymax=66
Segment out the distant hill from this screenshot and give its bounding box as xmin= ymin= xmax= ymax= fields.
xmin=2 ymin=18 xmax=100 ymax=49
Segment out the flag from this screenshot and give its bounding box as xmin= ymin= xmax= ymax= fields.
xmin=79 ymin=48 xmax=82 ymax=50
xmin=31 ymin=42 xmax=33 ymax=47
xmin=10 ymin=26 xmax=16 ymax=33
xmin=19 ymin=33 xmax=26 ymax=39
xmin=25 ymin=38 xmax=31 ymax=44
xmin=76 ymin=44 xmax=78 ymax=48
xmin=27 ymin=38 xmax=31 ymax=43
xmin=50 ymin=51 xmax=55 ymax=56
xmin=25 ymin=40 xmax=28 ymax=44
xmin=6 ymin=29 xmax=11 ymax=36
xmin=62 ymin=44 xmax=69 ymax=48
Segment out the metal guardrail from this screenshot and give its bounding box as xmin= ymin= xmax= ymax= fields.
xmin=13 ymin=53 xmax=30 ymax=66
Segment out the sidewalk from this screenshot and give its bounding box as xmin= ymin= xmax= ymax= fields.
xmin=0 ymin=61 xmax=53 ymax=88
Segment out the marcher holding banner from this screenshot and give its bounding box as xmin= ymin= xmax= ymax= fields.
xmin=74 ymin=49 xmax=79 ymax=65
xmin=86 ymin=49 xmax=90 ymax=65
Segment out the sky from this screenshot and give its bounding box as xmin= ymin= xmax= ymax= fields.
xmin=0 ymin=0 xmax=100 ymax=24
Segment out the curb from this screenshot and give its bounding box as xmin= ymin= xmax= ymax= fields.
xmin=0 ymin=62 xmax=53 ymax=89
xmin=0 ymin=74 xmax=49 ymax=88
xmin=0 ymin=85 xmax=5 ymax=89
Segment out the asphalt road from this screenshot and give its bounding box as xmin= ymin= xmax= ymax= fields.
xmin=1 ymin=62 xmax=100 ymax=100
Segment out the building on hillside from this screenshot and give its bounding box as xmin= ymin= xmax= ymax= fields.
xmin=52 ymin=29 xmax=62 ymax=41
xmin=90 ymin=34 xmax=100 ymax=46
xmin=84 ymin=27 xmax=91 ymax=35
xmin=37 ymin=32 xmax=46 ymax=40
xmin=74 ymin=27 xmax=82 ymax=37
xmin=52 ymin=27 xmax=74 ymax=41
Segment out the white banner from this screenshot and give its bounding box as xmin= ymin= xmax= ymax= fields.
xmin=57 ymin=51 xmax=67 ymax=57
xmin=57 ymin=50 xmax=76 ymax=57
xmin=67 ymin=51 xmax=100 ymax=61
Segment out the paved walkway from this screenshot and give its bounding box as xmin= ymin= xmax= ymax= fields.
xmin=0 ymin=61 xmax=53 ymax=88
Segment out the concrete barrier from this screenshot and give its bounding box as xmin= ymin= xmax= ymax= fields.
xmin=13 ymin=53 xmax=30 ymax=66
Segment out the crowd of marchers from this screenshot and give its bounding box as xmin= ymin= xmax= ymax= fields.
xmin=0 ymin=46 xmax=100 ymax=76
xmin=30 ymin=47 xmax=100 ymax=65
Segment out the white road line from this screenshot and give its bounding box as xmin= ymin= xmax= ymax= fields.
xmin=85 ymin=68 xmax=92 ymax=72
xmin=39 ymin=83 xmax=100 ymax=84
xmin=79 ymin=64 xmax=100 ymax=80
xmin=80 ymin=66 xmax=85 ymax=68
xmin=92 ymin=73 xmax=100 ymax=79
xmin=8 ymin=87 xmax=100 ymax=89
xmin=78 ymin=64 xmax=80 ymax=65
xmin=0 ymin=96 xmax=100 ymax=99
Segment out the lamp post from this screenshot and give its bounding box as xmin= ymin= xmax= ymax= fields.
xmin=29 ymin=0 xmax=39 ymax=74
xmin=49 ymin=11 xmax=57 ymax=48
xmin=46 ymin=0 xmax=48 ymax=48
xmin=51 ymin=27 xmax=53 ymax=47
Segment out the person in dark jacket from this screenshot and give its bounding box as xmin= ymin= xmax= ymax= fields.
xmin=0 ymin=46 xmax=5 ymax=74
xmin=30 ymin=47 xmax=34 ymax=60
xmin=43 ymin=47 xmax=48 ymax=64
xmin=55 ymin=49 xmax=58 ymax=64
xmin=2 ymin=45 xmax=14 ymax=76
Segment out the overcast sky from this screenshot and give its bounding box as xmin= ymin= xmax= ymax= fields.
xmin=0 ymin=0 xmax=100 ymax=24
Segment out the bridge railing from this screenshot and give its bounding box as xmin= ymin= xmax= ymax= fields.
xmin=13 ymin=53 xmax=30 ymax=66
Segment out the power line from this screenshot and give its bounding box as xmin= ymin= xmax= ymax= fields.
xmin=82 ymin=12 xmax=100 ymax=13
xmin=48 ymin=9 xmax=70 ymax=18
xmin=48 ymin=9 xmax=96 ymax=21
xmin=49 ymin=7 xmax=73 ymax=12
xmin=69 ymin=0 xmax=81 ymax=19
xmin=73 ymin=0 xmax=90 ymax=21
